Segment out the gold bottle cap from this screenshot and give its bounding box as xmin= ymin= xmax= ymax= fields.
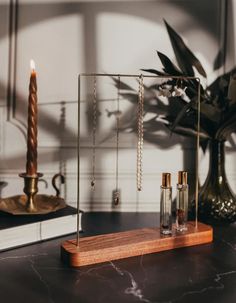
xmin=178 ymin=171 xmax=187 ymax=185
xmin=162 ymin=173 xmax=171 ymax=187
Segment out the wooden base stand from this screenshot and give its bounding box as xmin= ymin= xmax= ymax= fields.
xmin=61 ymin=222 xmax=213 ymax=267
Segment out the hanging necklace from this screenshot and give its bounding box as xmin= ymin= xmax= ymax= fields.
xmin=91 ymin=76 xmax=97 ymax=189
xmin=137 ymin=75 xmax=144 ymax=191
xmin=113 ymin=75 xmax=121 ymax=205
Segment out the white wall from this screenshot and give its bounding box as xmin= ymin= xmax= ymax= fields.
xmin=0 ymin=0 xmax=235 ymax=212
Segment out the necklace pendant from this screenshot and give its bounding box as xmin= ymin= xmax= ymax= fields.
xmin=114 ymin=190 xmax=120 ymax=205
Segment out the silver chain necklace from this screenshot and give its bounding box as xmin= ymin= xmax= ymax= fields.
xmin=113 ymin=76 xmax=121 ymax=205
xmin=91 ymin=76 xmax=97 ymax=189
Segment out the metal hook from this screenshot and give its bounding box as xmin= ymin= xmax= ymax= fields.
xmin=52 ymin=173 xmax=65 ymax=197
xmin=38 ymin=178 xmax=48 ymax=189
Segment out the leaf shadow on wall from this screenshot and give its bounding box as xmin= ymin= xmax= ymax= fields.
xmin=0 ymin=0 xmax=235 ymax=207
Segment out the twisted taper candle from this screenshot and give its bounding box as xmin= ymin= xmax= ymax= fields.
xmin=26 ymin=61 xmax=38 ymax=176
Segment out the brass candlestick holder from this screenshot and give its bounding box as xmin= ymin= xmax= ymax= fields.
xmin=19 ymin=173 xmax=43 ymax=213
xmin=0 ymin=173 xmax=66 ymax=215
xmin=0 ymin=61 xmax=67 ymax=215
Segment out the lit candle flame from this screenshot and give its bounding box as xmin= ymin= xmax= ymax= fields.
xmin=30 ymin=59 xmax=36 ymax=71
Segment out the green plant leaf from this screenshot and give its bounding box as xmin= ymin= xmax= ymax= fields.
xmin=156 ymin=51 xmax=182 ymax=75
xmin=141 ymin=68 xmax=166 ymax=76
xmin=213 ymin=49 xmax=225 ymax=70
xmin=112 ymin=21 xmax=236 ymax=144
xmin=215 ymin=114 xmax=236 ymax=140
xmin=219 ymin=122 xmax=236 ymax=140
xmin=166 ymin=125 xmax=210 ymax=139
xmin=207 ymin=68 xmax=235 ymax=98
xmin=199 ymin=103 xmax=221 ymax=123
xmin=164 ymin=19 xmax=207 ymax=77
xmin=227 ymin=76 xmax=236 ymax=103
xmin=169 ymin=101 xmax=194 ymax=131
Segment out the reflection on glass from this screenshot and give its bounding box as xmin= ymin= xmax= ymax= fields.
xmin=176 ymin=171 xmax=188 ymax=232
xmin=160 ymin=173 xmax=172 ymax=235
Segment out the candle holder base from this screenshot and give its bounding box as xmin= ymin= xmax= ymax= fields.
xmin=0 ymin=194 xmax=66 ymax=215
xmin=19 ymin=173 xmax=43 ymax=213
xmin=0 ymin=173 xmax=66 ymax=215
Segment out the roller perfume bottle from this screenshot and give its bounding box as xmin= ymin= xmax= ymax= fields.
xmin=160 ymin=173 xmax=172 ymax=235
xmin=176 ymin=171 xmax=188 ymax=232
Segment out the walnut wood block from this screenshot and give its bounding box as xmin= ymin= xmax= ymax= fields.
xmin=61 ymin=222 xmax=213 ymax=267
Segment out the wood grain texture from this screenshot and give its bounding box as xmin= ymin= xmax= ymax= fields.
xmin=61 ymin=222 xmax=213 ymax=267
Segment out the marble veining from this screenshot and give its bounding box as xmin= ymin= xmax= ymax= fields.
xmin=0 ymin=252 xmax=48 ymax=262
xmin=75 ymin=263 xmax=111 ymax=286
xmin=29 ymin=257 xmax=55 ymax=303
xmin=172 ymin=270 xmax=236 ymax=303
xmin=0 ymin=213 xmax=236 ymax=303
xmin=221 ymin=238 xmax=236 ymax=251
xmin=110 ymin=261 xmax=151 ymax=303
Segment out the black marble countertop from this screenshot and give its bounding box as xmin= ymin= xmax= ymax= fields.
xmin=1 ymin=212 xmax=236 ymax=303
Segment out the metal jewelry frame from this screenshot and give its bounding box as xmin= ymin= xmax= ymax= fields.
xmin=114 ymin=75 xmax=121 ymax=205
xmin=77 ymin=73 xmax=201 ymax=246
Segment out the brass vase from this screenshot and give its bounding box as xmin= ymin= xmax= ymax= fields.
xmin=198 ymin=140 xmax=236 ymax=222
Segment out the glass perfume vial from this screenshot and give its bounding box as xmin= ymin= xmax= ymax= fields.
xmin=176 ymin=171 xmax=188 ymax=232
xmin=160 ymin=173 xmax=172 ymax=235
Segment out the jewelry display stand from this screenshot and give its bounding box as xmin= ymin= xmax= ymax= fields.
xmin=61 ymin=73 xmax=213 ymax=268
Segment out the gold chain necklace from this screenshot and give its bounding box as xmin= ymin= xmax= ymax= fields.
xmin=137 ymin=75 xmax=144 ymax=191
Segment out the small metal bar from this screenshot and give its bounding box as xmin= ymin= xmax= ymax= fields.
xmin=76 ymin=74 xmax=81 ymax=247
xmin=80 ymin=73 xmax=200 ymax=81
xmin=195 ymin=80 xmax=201 ymax=229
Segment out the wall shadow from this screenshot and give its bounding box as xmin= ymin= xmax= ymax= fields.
xmin=0 ymin=0 xmax=234 ymax=210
